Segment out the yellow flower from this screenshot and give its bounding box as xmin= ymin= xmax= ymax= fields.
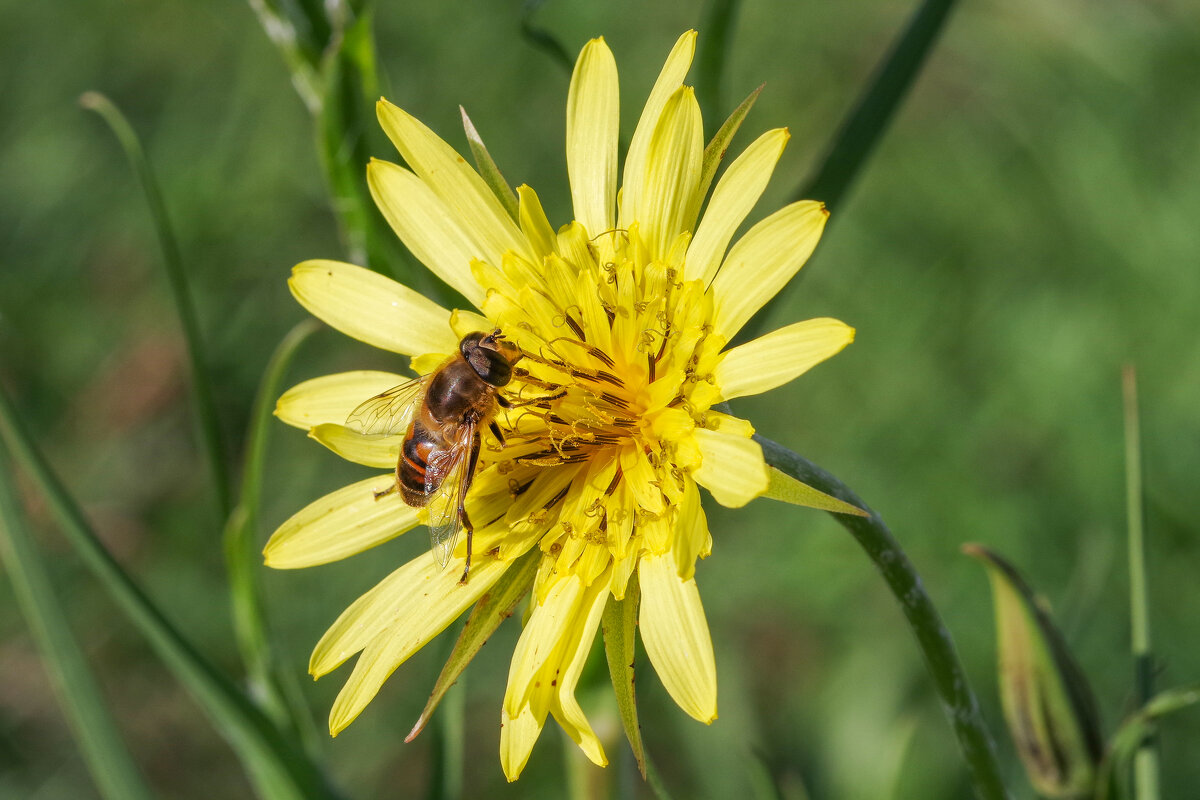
xmin=266 ymin=30 xmax=854 ymax=780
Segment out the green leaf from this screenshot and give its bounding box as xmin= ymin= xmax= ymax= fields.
xmin=602 ymin=572 xmax=645 ymax=778
xmin=224 ymin=320 xmax=321 ymax=751
xmin=460 ymin=106 xmax=520 ymax=221
xmin=406 ymin=550 xmax=541 ymax=743
xmin=80 ymin=92 xmax=231 ymax=520
xmin=0 ymin=446 xmax=153 ymax=800
xmin=0 ymin=384 xmax=338 ymax=800
xmin=963 ymin=544 xmax=1103 ymax=799
xmin=795 ymin=0 xmax=959 ymax=210
xmin=763 ymin=465 xmax=869 ymax=516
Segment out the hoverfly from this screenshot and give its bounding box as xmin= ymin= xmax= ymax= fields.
xmin=347 ymin=330 xmax=523 ymax=583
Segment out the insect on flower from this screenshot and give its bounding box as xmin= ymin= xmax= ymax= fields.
xmin=346 ymin=329 xmax=531 ymax=583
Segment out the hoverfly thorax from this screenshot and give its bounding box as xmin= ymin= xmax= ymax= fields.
xmin=461 ymin=329 xmax=522 ymax=387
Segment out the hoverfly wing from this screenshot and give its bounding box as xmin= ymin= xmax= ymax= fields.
xmin=423 ymin=421 xmax=478 ymax=570
xmin=345 ymin=376 xmax=429 ymax=435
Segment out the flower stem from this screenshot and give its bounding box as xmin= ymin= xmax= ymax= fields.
xmin=755 ymin=435 xmax=1010 ymax=800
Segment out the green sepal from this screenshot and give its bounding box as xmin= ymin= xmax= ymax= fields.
xmin=964 ymin=544 xmax=1104 ymax=799
xmin=1096 ymin=684 xmax=1200 ymax=800
xmin=763 ymin=466 xmax=869 ymax=516
xmin=406 ymin=549 xmax=540 ymax=742
xmin=697 ymin=84 xmax=763 ymax=206
xmin=460 ymin=106 xmax=520 ymax=222
xmin=602 ymin=571 xmax=645 ymax=778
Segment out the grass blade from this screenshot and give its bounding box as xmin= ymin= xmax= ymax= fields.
xmin=795 ymin=0 xmax=959 ymax=210
xmin=225 ymin=320 xmax=321 ymax=751
xmin=695 ymin=0 xmax=742 ymax=134
xmin=0 ymin=445 xmax=153 ymax=800
xmin=79 ymin=92 xmax=231 ymax=519
xmin=0 ymin=383 xmax=338 ymax=800
xmin=520 ymin=0 xmax=574 ymax=75
xmin=1123 ymin=364 xmax=1160 ymax=799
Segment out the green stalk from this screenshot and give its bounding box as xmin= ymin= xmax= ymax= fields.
xmin=224 ymin=320 xmax=321 ymax=752
xmin=79 ymin=92 xmax=231 ymax=519
xmin=756 ymin=435 xmax=1010 ymax=800
xmin=0 ymin=383 xmax=338 ymax=800
xmin=0 ymin=445 xmax=153 ymax=800
xmin=795 ymin=0 xmax=959 ymax=210
xmin=1122 ymin=365 xmax=1159 ymax=800
xmin=519 ymin=0 xmax=574 ymax=75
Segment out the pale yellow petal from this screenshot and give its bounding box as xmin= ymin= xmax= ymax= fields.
xmin=551 ymin=572 xmax=610 ymax=767
xmin=709 ymin=200 xmax=829 ymax=339
xmin=714 ymin=318 xmax=854 ymax=401
xmin=637 ymin=85 xmax=704 ymax=259
xmin=686 ymin=128 xmax=790 ymax=285
xmin=504 ymin=575 xmax=584 ymax=717
xmin=500 ymin=703 xmax=545 ymax=782
xmin=376 ymin=100 xmax=533 ymax=269
xmin=619 ymin=30 xmax=697 ymax=228
xmin=308 ymin=423 xmax=401 ymax=469
xmin=638 ymin=552 xmax=717 ymax=723
xmin=327 ymin=552 xmax=509 ymax=734
xmin=289 ymin=260 xmax=458 ymax=354
xmin=275 ymin=371 xmax=409 ymax=430
xmin=366 ymin=160 xmax=487 ymax=306
xmin=691 ymin=428 xmax=768 ymax=507
xmin=566 ymin=38 xmax=618 ymax=237
xmin=263 ymin=474 xmax=417 ymax=569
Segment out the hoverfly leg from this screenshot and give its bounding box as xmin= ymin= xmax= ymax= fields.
xmin=489 ymin=419 xmax=506 ymax=446
xmin=457 ymin=435 xmax=482 ymax=585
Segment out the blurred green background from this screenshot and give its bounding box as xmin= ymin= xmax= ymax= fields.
xmin=2 ymin=0 xmax=1198 ymax=797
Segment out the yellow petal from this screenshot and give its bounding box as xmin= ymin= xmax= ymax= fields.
xmin=691 ymin=428 xmax=768 ymax=507
xmin=710 ymin=200 xmax=829 ymax=339
xmin=619 ymin=31 xmax=697 ymax=228
xmin=289 ymin=260 xmax=458 ymax=354
xmin=637 ymin=85 xmax=704 ymax=259
xmin=638 ymin=551 xmax=717 ymax=723
xmin=764 ymin=467 xmax=870 ymax=516
xmin=714 ymin=318 xmax=854 ymax=401
xmin=376 ymin=99 xmax=533 ymax=269
xmin=308 ymin=423 xmax=401 ymax=469
xmin=449 ymin=308 xmax=492 ymax=339
xmin=275 ymin=370 xmax=409 ymax=430
xmin=686 ymin=128 xmax=790 ymax=285
xmin=263 ymin=474 xmax=417 ymax=569
xmin=517 ymin=185 xmax=558 ymax=261
xmin=366 ymin=160 xmax=487 ymax=306
xmin=551 ymin=573 xmax=610 ymax=768
xmin=672 ymin=478 xmax=709 ymax=580
xmin=327 ymin=552 xmax=510 ymax=735
xmin=566 ymin=38 xmax=619 ymax=238
xmin=500 ymin=702 xmax=545 ymax=782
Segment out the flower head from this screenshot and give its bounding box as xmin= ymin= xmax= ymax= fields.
xmin=267 ymin=30 xmax=854 ymax=779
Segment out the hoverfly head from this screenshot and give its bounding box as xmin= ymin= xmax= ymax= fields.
xmin=462 ymin=329 xmax=522 ymax=386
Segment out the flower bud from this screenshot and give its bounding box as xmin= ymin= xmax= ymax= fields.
xmin=964 ymin=544 xmax=1104 ymax=798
